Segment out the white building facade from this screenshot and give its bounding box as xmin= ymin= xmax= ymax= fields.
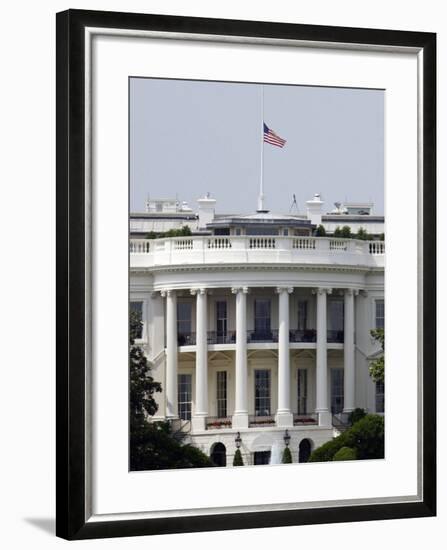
xmin=130 ymin=197 xmax=385 ymax=466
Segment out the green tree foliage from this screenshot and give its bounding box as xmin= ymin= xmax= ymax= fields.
xmin=129 ymin=310 xmax=162 ymax=427
xmin=282 ymin=447 xmax=293 ymax=463
xmin=233 ymin=448 xmax=244 ymax=466
xmin=355 ymin=227 xmax=369 ymax=240
xmin=146 ymin=226 xmax=192 ymax=239
xmin=348 ymin=408 xmax=367 ymax=426
xmin=333 ymin=446 xmax=357 ymax=461
xmin=309 ymin=414 xmax=384 ymax=462
xmin=129 ymin=310 xmax=213 ymax=470
xmin=315 ymin=224 xmax=327 ymax=237
xmin=130 ymin=421 xmax=214 ymax=470
xmin=369 ymin=328 xmax=385 ymax=383
xmin=333 ymin=226 xmax=352 ymax=238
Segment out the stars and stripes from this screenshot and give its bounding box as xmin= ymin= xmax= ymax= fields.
xmin=263 ymin=123 xmax=286 ymax=148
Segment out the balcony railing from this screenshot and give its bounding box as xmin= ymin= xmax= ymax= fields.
xmin=177 ymin=332 xmax=196 ymax=346
xmin=130 ymin=236 xmax=385 ymax=269
xmin=176 ymin=329 xmax=345 ymax=346
xmin=249 ymin=415 xmax=275 ymax=427
xmin=290 ymin=329 xmax=317 ymax=343
xmin=293 ymin=413 xmax=318 ymax=426
xmin=207 ymin=331 xmax=236 ymax=344
xmin=327 ymin=330 xmax=344 ymax=343
xmin=206 ymin=416 xmax=232 ymax=430
xmin=247 ymin=330 xmax=279 ymax=343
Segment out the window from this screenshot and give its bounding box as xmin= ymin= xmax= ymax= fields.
xmin=255 ymin=369 xmax=271 ymax=416
xmin=331 ymin=368 xmax=344 ymax=414
xmin=329 ymin=300 xmax=344 ymax=331
xmin=375 ymin=299 xmax=385 ymax=329
xmin=177 ymin=302 xmax=192 ymax=342
xmin=253 ymin=451 xmax=271 ymax=465
xmin=297 ymin=300 xmax=308 ymax=331
xmin=216 ymin=371 xmax=227 ymax=418
xmin=376 ymin=380 xmax=385 ymax=413
xmin=254 ymin=299 xmax=271 ymax=337
xmin=297 ymin=369 xmax=308 ymax=414
xmin=130 ymin=301 xmax=143 ymax=339
xmin=216 ymin=301 xmax=227 ymax=343
xmin=178 ymin=374 xmax=192 ymax=420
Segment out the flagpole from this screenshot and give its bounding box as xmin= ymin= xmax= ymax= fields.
xmin=258 ymin=86 xmax=265 ymax=212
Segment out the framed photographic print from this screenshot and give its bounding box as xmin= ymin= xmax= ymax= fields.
xmin=56 ymin=9 xmax=436 ymax=540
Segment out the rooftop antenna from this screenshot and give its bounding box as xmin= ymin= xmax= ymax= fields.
xmin=290 ymin=193 xmax=298 ymax=213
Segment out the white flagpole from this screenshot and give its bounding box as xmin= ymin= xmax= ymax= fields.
xmin=257 ymin=86 xmax=265 ymax=212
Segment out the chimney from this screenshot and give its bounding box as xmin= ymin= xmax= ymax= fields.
xmin=306 ymin=193 xmax=324 ymax=226
xmin=197 ymin=193 xmax=216 ymax=229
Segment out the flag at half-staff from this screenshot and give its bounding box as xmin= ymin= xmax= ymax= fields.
xmin=263 ymin=123 xmax=287 ymax=148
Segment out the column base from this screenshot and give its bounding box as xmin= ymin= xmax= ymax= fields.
xmin=275 ymin=411 xmax=294 ymax=428
xmin=232 ymin=413 xmax=249 ymax=429
xmin=191 ymin=415 xmax=207 ymax=431
xmin=316 ymin=410 xmax=332 ymax=427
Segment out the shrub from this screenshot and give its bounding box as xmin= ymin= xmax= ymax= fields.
xmin=333 ymin=446 xmax=357 ymax=461
xmin=315 ymin=224 xmax=326 ymax=237
xmin=348 ymin=408 xmax=367 ymax=426
xmin=233 ymin=448 xmax=244 ymax=466
xmin=282 ymin=447 xmax=293 ymax=464
xmin=356 ymin=227 xmax=369 ymax=240
xmin=309 ymin=414 xmax=384 ymax=462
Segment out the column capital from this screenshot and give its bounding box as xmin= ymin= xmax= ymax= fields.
xmin=360 ymin=289 xmax=369 ymax=297
xmin=190 ymin=288 xmax=208 ymax=296
xmin=160 ymin=289 xmax=175 ymax=298
xmin=344 ymin=288 xmax=360 ymax=297
xmin=312 ymin=287 xmax=332 ymax=296
xmin=275 ymin=286 xmax=294 ymax=294
xmin=231 ymin=286 xmax=250 ymax=294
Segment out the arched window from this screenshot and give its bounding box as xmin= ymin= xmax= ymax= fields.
xmin=210 ymin=442 xmax=227 ymax=467
xmin=298 ymin=439 xmax=312 ymax=463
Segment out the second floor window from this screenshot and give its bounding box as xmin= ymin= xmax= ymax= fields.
xmin=254 ymin=299 xmax=271 ymax=335
xmin=216 ymin=301 xmax=227 ymax=342
xmin=297 ymin=300 xmax=308 ymax=331
xmin=375 ymin=299 xmax=385 ymax=329
xmin=130 ymin=301 xmax=143 ymax=339
xmin=255 ymin=369 xmax=271 ymax=416
xmin=177 ymin=302 xmax=192 ymax=337
xmin=328 ymin=300 xmax=344 ymax=331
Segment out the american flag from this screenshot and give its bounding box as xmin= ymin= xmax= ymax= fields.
xmin=263 ymin=123 xmax=286 ymax=148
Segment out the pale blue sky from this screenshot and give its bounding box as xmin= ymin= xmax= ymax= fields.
xmin=130 ymin=78 xmax=384 ymax=215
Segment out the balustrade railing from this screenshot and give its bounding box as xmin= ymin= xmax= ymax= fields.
xmin=207 ymin=331 xmax=236 ymax=344
xmin=130 ymin=236 xmax=385 ymax=269
xmin=177 ymin=332 xmax=196 ymax=346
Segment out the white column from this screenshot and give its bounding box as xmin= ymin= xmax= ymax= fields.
xmin=315 ymin=288 xmax=332 ymax=426
xmin=275 ymin=287 xmax=294 ymax=427
xmin=343 ymin=289 xmax=356 ymax=413
xmin=163 ymin=289 xmax=178 ymax=419
xmin=232 ymin=287 xmax=249 ymax=428
xmin=191 ymin=288 xmax=208 ymax=430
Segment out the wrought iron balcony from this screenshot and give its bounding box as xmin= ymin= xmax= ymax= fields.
xmin=327 ymin=330 xmax=344 ymax=343
xmin=249 ymin=415 xmax=275 ymax=427
xmin=247 ymin=330 xmax=279 ymax=343
xmin=289 ymin=329 xmax=317 ymax=343
xmin=177 ymin=332 xmax=196 ymax=346
xmin=205 ymin=416 xmax=232 ymax=430
xmin=207 ymin=331 xmax=236 ymax=344
xmin=293 ymin=413 xmax=318 ymax=425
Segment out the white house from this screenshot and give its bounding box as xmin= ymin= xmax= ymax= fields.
xmin=130 ymin=194 xmax=385 ymax=466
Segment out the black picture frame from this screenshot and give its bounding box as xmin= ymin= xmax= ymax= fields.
xmin=56 ymin=9 xmax=436 ymax=540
